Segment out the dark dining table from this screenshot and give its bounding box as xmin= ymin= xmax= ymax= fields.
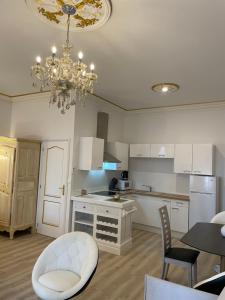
xmin=181 ymin=222 xmax=225 ymax=271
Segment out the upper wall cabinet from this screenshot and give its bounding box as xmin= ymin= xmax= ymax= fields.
xmin=174 ymin=144 xmax=193 ymax=174
xmin=192 ymin=144 xmax=214 ymax=176
xmin=130 ymin=144 xmax=151 ymax=158
xmin=78 ymin=137 xmax=104 ymax=171
xmin=150 ymin=144 xmax=175 ymax=158
xmin=107 ymin=142 xmax=129 ymax=170
xmin=174 ymin=144 xmax=214 ymax=175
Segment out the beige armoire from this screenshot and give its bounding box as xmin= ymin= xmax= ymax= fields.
xmin=0 ymin=137 xmax=41 ymax=239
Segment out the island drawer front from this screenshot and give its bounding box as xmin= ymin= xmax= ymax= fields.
xmin=97 ymin=205 xmax=120 ymax=217
xmin=74 ymin=201 xmax=95 ymax=213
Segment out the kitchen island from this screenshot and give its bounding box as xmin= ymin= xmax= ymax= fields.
xmin=71 ymin=194 xmax=136 ymax=255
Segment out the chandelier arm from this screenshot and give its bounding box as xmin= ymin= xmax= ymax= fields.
xmin=66 ymin=14 xmax=71 ymax=47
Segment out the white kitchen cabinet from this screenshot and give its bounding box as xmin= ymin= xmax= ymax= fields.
xmin=107 ymin=142 xmax=129 ymax=170
xmin=78 ymin=137 xmax=104 ymax=171
xmin=132 ymin=195 xmax=171 ymax=227
xmin=170 ymin=201 xmax=189 ymax=233
xmin=130 ymin=144 xmax=151 ymax=158
xmin=174 ymin=144 xmax=214 ymax=175
xmin=174 ymin=144 xmax=193 ymax=174
xmin=192 ymin=144 xmax=214 ymax=176
xmin=147 ymin=197 xmax=171 ymax=228
xmin=124 ymin=194 xmax=188 ymax=233
xmin=151 ymin=144 xmax=175 ymax=158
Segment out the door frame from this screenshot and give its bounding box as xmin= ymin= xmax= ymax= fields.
xmin=36 ymin=139 xmax=72 ymax=236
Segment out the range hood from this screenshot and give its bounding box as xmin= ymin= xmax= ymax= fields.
xmin=97 ymin=112 xmax=121 ymax=163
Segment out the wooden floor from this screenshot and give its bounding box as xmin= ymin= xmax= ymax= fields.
xmin=0 ymin=229 xmax=218 ymax=300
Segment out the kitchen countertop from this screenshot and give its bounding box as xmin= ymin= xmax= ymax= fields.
xmin=71 ymin=194 xmax=135 ymax=208
xmin=120 ymin=190 xmax=190 ymax=201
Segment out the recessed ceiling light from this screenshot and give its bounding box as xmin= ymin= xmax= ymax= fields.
xmin=152 ymin=83 xmax=180 ymax=94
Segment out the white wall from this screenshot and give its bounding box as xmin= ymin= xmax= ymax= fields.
xmin=10 ymin=93 xmax=76 ymax=232
xmin=0 ymin=97 xmax=12 ymax=136
xmin=72 ymin=94 xmax=125 ymax=194
xmin=124 ymin=104 xmax=225 ymax=208
xmin=10 ymin=93 xmax=75 ymax=141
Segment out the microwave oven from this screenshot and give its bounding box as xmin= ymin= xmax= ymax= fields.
xmin=118 ymin=179 xmax=132 ymax=191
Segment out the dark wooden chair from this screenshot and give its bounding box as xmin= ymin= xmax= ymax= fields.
xmin=159 ymin=205 xmax=200 ymax=287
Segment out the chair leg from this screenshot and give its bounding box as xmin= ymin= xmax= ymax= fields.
xmin=188 ymin=264 xmax=193 ymax=287
xmin=192 ymin=262 xmax=197 ymax=286
xmin=161 ymin=262 xmax=169 ymax=279
xmin=165 ymin=263 xmax=170 ymax=280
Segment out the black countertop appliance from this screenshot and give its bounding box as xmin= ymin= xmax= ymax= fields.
xmin=121 ymin=171 xmax=128 ymax=180
xmin=109 ymin=177 xmax=118 ymax=191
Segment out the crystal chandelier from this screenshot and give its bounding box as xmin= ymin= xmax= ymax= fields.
xmin=31 ymin=4 xmax=98 ymax=114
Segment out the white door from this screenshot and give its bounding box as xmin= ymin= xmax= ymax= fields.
xmin=171 ymin=201 xmax=189 ymax=233
xmin=189 ymin=192 xmax=216 ymax=228
xmin=174 ymin=144 xmax=192 ymax=174
xmin=36 ymin=141 xmax=69 ymax=238
xmin=129 ymin=144 xmax=151 ymax=158
xmin=192 ymin=144 xmax=213 ymax=175
xmin=151 ymin=144 xmax=175 ymax=158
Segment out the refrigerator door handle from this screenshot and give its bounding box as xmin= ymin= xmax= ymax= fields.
xmin=190 ymin=191 xmax=214 ymax=195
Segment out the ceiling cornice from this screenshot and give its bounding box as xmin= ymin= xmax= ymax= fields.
xmin=2 ymin=90 xmax=225 ymax=113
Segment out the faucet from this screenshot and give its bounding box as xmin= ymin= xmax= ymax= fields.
xmin=142 ymin=185 xmax=152 ymax=192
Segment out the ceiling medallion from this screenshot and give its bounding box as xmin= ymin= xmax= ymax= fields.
xmin=26 ymin=0 xmax=111 ymax=32
xmin=30 ymin=4 xmax=98 ymax=114
xmin=152 ymin=83 xmax=180 ymax=94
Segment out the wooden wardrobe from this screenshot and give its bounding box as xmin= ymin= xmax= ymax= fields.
xmin=0 ymin=137 xmax=41 ymax=239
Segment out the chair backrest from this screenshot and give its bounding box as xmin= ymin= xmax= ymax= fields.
xmin=211 ymin=212 xmax=225 ymax=225
xmin=144 ymin=275 xmax=218 ymax=300
xmin=194 ymin=271 xmax=225 ymax=296
xmin=159 ymin=206 xmax=171 ymax=255
xmin=34 ymin=231 xmax=98 ymax=277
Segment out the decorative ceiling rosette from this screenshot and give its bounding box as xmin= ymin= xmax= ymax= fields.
xmin=26 ymin=0 xmax=111 ymax=31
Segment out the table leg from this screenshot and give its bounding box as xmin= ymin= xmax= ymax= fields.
xmin=220 ymin=256 xmax=225 ymax=272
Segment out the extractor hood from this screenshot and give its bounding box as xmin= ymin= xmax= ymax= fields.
xmin=97 ymin=112 xmax=121 ymax=163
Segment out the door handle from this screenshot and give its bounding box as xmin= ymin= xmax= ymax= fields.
xmin=59 ymin=185 xmax=65 ymax=196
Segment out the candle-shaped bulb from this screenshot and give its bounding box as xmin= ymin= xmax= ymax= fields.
xmin=78 ymin=51 xmax=84 ymax=60
xmin=36 ymin=56 xmax=41 ymax=64
xmin=90 ymin=63 xmax=95 ymax=71
xmin=51 ymin=46 xmax=57 ymax=54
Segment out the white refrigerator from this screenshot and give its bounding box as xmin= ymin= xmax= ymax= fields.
xmin=189 ymin=175 xmax=218 ymax=228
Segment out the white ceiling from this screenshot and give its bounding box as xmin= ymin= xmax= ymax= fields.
xmin=1 ymin=0 xmax=225 ymax=110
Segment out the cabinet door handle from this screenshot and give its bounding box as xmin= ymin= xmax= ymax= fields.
xmin=83 ymin=206 xmax=86 ymax=209
xmin=172 ymin=207 xmax=179 ymax=210
xmin=163 ymin=200 xmax=170 ymax=204
xmin=106 ymin=210 xmax=109 ymax=213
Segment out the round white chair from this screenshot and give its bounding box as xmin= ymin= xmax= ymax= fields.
xmin=211 ymin=212 xmax=225 ymax=225
xmin=32 ymin=231 xmax=98 ymax=300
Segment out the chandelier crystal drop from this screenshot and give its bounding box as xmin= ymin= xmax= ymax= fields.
xmin=31 ymin=4 xmax=98 ymax=114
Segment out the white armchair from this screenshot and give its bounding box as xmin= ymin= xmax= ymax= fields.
xmin=211 ymin=212 xmax=225 ymax=225
xmin=32 ymin=232 xmax=98 ymax=300
xmin=144 ymin=276 xmax=219 ymax=300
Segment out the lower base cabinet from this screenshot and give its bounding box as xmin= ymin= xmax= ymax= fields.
xmin=170 ymin=201 xmax=189 ymax=233
xmin=71 ymin=199 xmax=135 ymax=255
xmin=124 ymin=194 xmax=189 ymax=233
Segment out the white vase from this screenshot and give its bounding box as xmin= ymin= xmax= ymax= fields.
xmin=221 ymin=225 xmax=225 ymax=237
